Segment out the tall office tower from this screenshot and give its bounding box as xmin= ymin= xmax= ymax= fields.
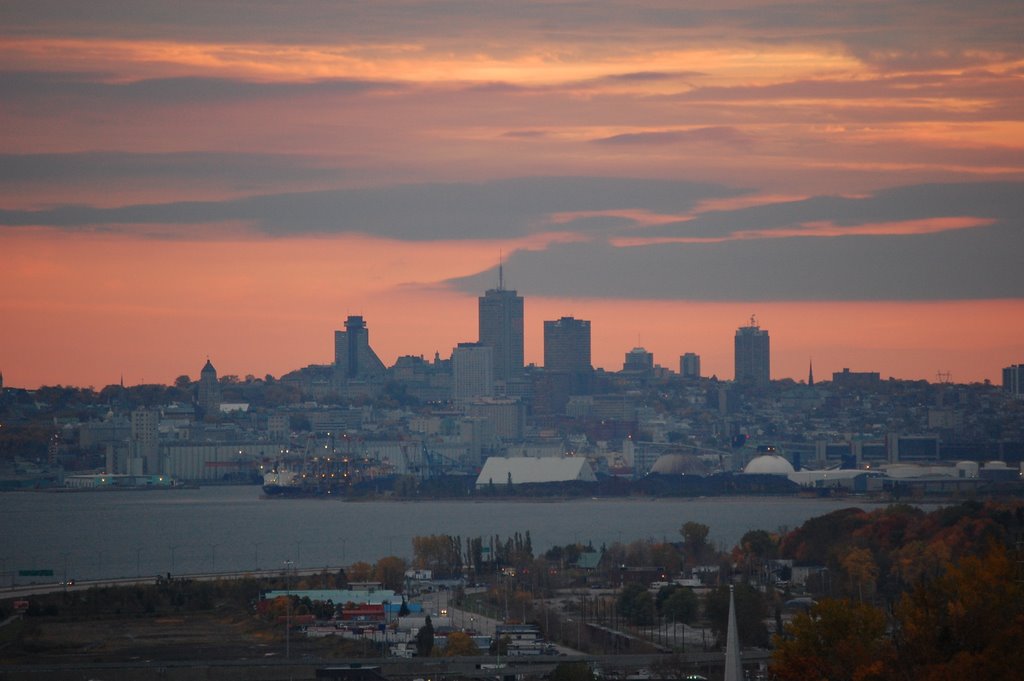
xmin=130 ymin=406 xmax=160 ymax=474
xmin=680 ymin=352 xmax=701 ymax=379
xmin=1004 ymin=364 xmax=1024 ymax=397
xmin=478 ymin=267 xmax=524 ymax=384
xmin=544 ymin=316 xmax=592 ymax=374
xmin=452 ymin=342 xmax=494 ymax=403
xmin=334 ymin=315 xmax=386 ymax=380
xmin=197 ymin=358 xmax=221 ymax=420
xmin=734 ymin=316 xmax=770 ymax=387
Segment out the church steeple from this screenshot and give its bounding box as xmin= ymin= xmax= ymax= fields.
xmin=808 ymin=359 xmax=814 ymax=386
xmin=724 ymin=584 xmax=742 ymax=681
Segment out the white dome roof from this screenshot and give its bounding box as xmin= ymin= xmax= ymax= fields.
xmin=744 ymin=454 xmax=795 ymax=475
xmin=650 ymin=453 xmax=710 ymax=475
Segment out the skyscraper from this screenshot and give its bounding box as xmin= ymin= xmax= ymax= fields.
xmin=452 ymin=342 xmax=494 ymax=403
xmin=334 ymin=315 xmax=386 ymax=380
xmin=544 ymin=316 xmax=591 ymax=374
xmin=734 ymin=316 xmax=770 ymax=387
xmin=680 ymin=352 xmax=701 ymax=379
xmin=478 ymin=267 xmax=524 ymax=383
xmin=1004 ymin=364 xmax=1024 ymax=397
xmin=130 ymin=406 xmax=160 ymax=474
xmin=197 ymin=358 xmax=221 ymax=420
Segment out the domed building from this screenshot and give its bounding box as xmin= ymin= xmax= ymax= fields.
xmin=743 ymin=454 xmax=795 ymax=475
xmin=650 ymin=453 xmax=711 ymax=476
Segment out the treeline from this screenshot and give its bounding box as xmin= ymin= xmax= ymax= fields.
xmin=410 ymin=531 xmax=535 ymax=578
xmin=771 ymin=500 xmax=1024 ymax=680
xmin=777 ymin=500 xmax=1024 ymax=603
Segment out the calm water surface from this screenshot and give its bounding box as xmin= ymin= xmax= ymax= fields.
xmin=0 ymin=486 xmax=923 ymax=582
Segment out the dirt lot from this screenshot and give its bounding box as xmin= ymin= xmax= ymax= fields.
xmin=1 ymin=611 xmax=345 ymax=665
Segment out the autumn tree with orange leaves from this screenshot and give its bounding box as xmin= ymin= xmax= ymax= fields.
xmin=770 ymin=502 xmax=1024 ymax=681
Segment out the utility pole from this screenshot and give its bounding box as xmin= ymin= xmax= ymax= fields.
xmin=284 ymin=559 xmax=293 ymax=659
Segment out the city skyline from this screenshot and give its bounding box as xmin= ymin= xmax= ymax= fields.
xmin=4 ymin=298 xmax=1022 ymax=389
xmin=1 ymin=1 xmax=1022 ymax=388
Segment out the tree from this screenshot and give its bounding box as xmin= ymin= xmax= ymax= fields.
xmin=771 ymin=599 xmax=892 ymax=681
xmin=778 ymin=508 xmax=869 ymax=566
xmin=739 ymin=529 xmax=777 ymax=560
xmin=348 ymin=561 xmax=373 ymax=582
xmin=650 ymin=542 xmax=682 ymax=574
xmin=443 ymin=630 xmax=480 ymax=656
xmin=770 ymin=598 xmax=892 ymax=675
xmin=680 ymin=521 xmax=711 ymax=564
xmin=892 ymin=544 xmax=1024 ymax=681
xmin=660 ymin=587 xmax=698 ymax=624
xmin=374 ymin=556 xmax=408 ymax=591
xmin=415 ymin=615 xmax=435 ymax=657
xmin=841 ymin=547 xmax=878 ymax=603
xmin=617 ymin=583 xmax=656 ymax=626
xmin=412 ymin=534 xmax=463 ymax=578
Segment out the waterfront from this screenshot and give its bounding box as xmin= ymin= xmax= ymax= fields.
xmin=0 ymin=486 xmax=932 ymax=583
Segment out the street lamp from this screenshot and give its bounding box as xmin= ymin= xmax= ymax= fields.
xmin=208 ymin=543 xmax=220 ymax=573
xmin=169 ymin=545 xmax=179 ymax=574
xmin=61 ymin=552 xmax=71 ymax=588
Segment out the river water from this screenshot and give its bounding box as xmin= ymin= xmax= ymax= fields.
xmin=0 ymin=486 xmax=927 ymax=583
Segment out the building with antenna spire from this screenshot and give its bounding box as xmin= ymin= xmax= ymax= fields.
xmin=478 ymin=260 xmax=524 ymax=385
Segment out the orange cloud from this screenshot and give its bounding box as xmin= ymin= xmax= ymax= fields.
xmin=0 ymin=36 xmax=864 ymax=87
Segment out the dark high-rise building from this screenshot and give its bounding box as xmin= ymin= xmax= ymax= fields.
xmin=734 ymin=316 xmax=770 ymax=387
xmin=680 ymin=352 xmax=701 ymax=379
xmin=622 ymin=347 xmax=654 ymax=374
xmin=334 ymin=315 xmax=386 ymax=380
xmin=478 ymin=268 xmax=524 ymax=383
xmin=544 ymin=316 xmax=591 ymax=374
xmin=1004 ymin=364 xmax=1024 ymax=397
xmin=197 ymin=357 xmax=221 ymax=420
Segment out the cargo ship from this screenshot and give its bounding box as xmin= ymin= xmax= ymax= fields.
xmin=261 ymin=432 xmax=400 ymax=497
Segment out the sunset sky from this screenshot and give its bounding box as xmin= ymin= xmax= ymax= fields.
xmin=2 ymin=1 xmax=1022 ymax=388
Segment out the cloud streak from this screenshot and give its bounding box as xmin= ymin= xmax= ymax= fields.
xmin=612 ymin=217 xmax=996 ymax=246
xmin=0 ymin=177 xmax=745 ymax=239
